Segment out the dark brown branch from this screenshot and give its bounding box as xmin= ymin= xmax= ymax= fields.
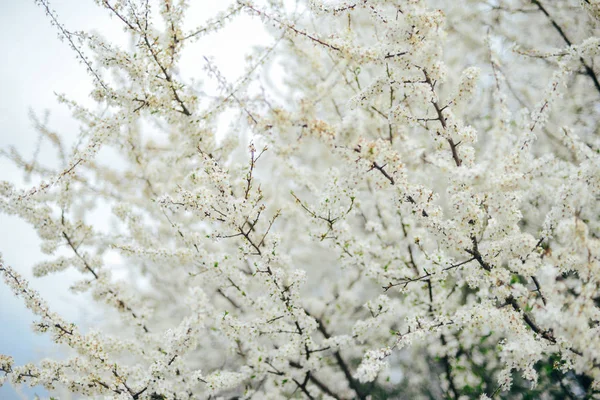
xmin=241 ymin=2 xmax=341 ymax=52
xmin=102 ymin=1 xmax=137 ymax=31
xmin=142 ymin=33 xmax=191 ymax=116
xmin=62 ymin=230 xmax=149 ymax=333
xmin=62 ymin=231 xmax=98 ymax=279
xmin=244 ymin=145 xmax=267 ymax=200
xmin=291 ymin=192 xmax=353 ymax=233
xmin=292 ymin=372 xmax=315 ymax=400
xmin=440 ymin=334 xmax=460 ymax=399
xmin=116 ymin=5 xmax=192 ymax=116
xmin=0 ymin=264 xmax=74 ymax=337
xmin=289 ymin=361 xmax=342 ymax=400
xmin=113 ymin=368 xmax=146 ymax=399
xmin=469 ymin=239 xmax=584 ymax=357
xmin=306 ymin=373 xmax=341 ymax=400
xmin=182 ymin=5 xmax=243 ymax=41
xmin=531 ymin=276 xmax=547 ymax=306
xmin=507 ymin=296 xmax=557 ymax=344
xmin=423 ymin=70 xmax=462 ymax=167
xmin=313 ymin=318 xmax=367 ymax=400
xmin=383 ymin=257 xmax=476 ymax=291
xmin=465 ymin=236 xmax=491 ymax=272
xmin=531 ymin=0 xmax=600 ymax=95
xmin=217 ymin=288 xmax=240 ymax=309
xmin=38 ymin=0 xmax=110 ymax=93
xmin=370 ymin=162 xmax=395 ymax=184
xmin=257 ymin=210 xmax=280 ymax=249
xmin=385 ymin=51 xmax=408 ymax=59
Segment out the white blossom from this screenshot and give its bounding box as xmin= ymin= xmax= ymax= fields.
xmin=1 ymin=0 xmax=599 ymax=398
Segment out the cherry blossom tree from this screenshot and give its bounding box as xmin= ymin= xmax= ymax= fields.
xmin=1 ymin=0 xmax=599 ymax=398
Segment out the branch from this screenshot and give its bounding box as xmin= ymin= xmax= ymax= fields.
xmin=313 ymin=317 xmax=367 ymax=400
xmin=507 ymin=296 xmax=557 ymax=344
xmin=422 ymin=70 xmax=462 ymax=167
xmin=531 ymin=0 xmax=600 ymax=95
xmin=465 ymin=236 xmax=491 ymax=272
xmin=37 ymin=0 xmax=110 ymax=93
xmin=240 ymin=2 xmax=341 ymax=52
xmin=383 ymin=257 xmax=476 ymax=291
xmin=468 ymin=238 xmax=585 ymax=357
xmin=62 ymin=229 xmax=149 ymax=333
xmin=370 ymin=162 xmax=395 ymax=185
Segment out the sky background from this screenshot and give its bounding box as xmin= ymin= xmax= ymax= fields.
xmin=0 ymin=1 xmax=270 ymax=398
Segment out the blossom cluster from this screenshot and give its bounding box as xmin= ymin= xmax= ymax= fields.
xmin=1 ymin=0 xmax=599 ymax=399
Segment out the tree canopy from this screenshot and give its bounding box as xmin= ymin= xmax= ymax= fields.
xmin=1 ymin=0 xmax=600 ymax=398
